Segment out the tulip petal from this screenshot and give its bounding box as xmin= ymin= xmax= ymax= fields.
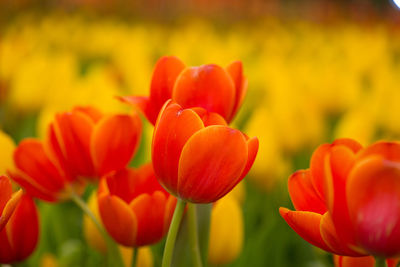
xmin=333 ymin=255 xmax=375 ymax=267
xmin=14 ymin=139 xmax=66 ymax=192
xmin=226 ymin=61 xmax=248 ymax=121
xmin=98 ymin=194 xmax=137 ymax=247
xmin=357 ymin=141 xmax=400 ymax=162
xmin=118 ymin=96 xmax=157 ymax=125
xmin=8 ymin=170 xmax=58 ymax=202
xmin=288 ymin=170 xmax=326 ymax=214
xmin=320 ymin=212 xmax=364 ymax=256
xmin=191 ymin=107 xmax=228 ymax=126
xmin=73 ymin=106 xmax=103 ymax=123
xmin=310 ymin=139 xmax=362 ymax=200
xmin=0 ymin=175 xmax=13 ymax=215
xmin=238 ymin=137 xmax=259 ymax=182
xmin=149 ymin=56 xmax=186 ymax=112
xmin=129 ymin=191 xmax=166 ymax=246
xmin=91 ymin=114 xmax=142 ymax=176
xmin=325 ymin=146 xmax=358 ymax=249
xmin=152 ymin=102 xmax=204 ymax=194
xmin=178 ymin=125 xmax=248 ymax=203
xmin=53 ymin=112 xmax=95 ymax=177
xmin=279 ymin=207 xmax=333 ymax=253
xmin=7 ymin=195 xmax=39 ymax=262
xmin=0 ymin=189 xmax=23 ymax=231
xmin=173 ymin=64 xmax=236 ymax=120
xmin=347 ymin=155 xmax=400 ymax=257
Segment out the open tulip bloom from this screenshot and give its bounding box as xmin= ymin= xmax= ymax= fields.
xmin=120 ymin=56 xmax=247 ymax=125
xmin=8 ymin=106 xmax=142 ymax=202
xmin=280 ymin=139 xmax=400 ymax=264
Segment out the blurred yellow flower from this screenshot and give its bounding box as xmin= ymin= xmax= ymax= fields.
xmin=40 ymin=253 xmax=58 ymax=267
xmin=208 ymin=196 xmax=243 ymax=265
xmin=0 ymin=130 xmax=16 ymax=174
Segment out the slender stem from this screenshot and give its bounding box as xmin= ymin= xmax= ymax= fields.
xmin=162 ymin=198 xmax=186 ymax=267
xmin=187 ymin=203 xmax=203 ymax=267
xmin=131 ymin=247 xmax=137 ymax=267
xmin=375 ymin=257 xmax=387 ymax=267
xmin=70 ymin=192 xmax=124 ymax=267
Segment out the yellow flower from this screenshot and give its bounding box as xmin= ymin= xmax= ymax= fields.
xmin=0 ymin=130 xmax=15 ymax=174
xmin=83 ymin=192 xmax=153 ymax=267
xmin=208 ymin=197 xmax=243 ymax=265
xmin=40 ymin=253 xmax=58 ymax=267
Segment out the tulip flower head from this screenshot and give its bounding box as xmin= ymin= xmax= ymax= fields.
xmin=98 ymin=164 xmax=176 ymax=247
xmin=47 ymin=106 xmax=142 ymax=179
xmin=0 ymin=192 xmax=39 ymax=263
xmin=152 ymin=101 xmax=258 ymax=203
xmin=120 ymin=56 xmax=247 ymax=124
xmin=280 ymin=139 xmax=400 ymax=259
xmin=9 ymin=138 xmax=77 ymax=202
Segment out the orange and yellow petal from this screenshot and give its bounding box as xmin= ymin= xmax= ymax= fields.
xmin=172 ymin=64 xmax=235 ymax=120
xmin=178 ymin=125 xmax=248 ymax=203
xmin=91 ymin=114 xmax=142 ymax=176
xmin=152 ymin=101 xmax=204 ymax=194
xmin=288 ymin=170 xmax=326 ymax=214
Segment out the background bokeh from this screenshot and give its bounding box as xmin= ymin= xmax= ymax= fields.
xmin=1 ymin=1 xmax=400 ymax=266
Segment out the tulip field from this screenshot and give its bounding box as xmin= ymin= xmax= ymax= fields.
xmin=2 ymin=2 xmax=400 ymax=267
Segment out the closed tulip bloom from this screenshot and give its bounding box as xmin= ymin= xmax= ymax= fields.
xmin=280 ymin=139 xmax=400 ymax=258
xmin=334 ymin=255 xmax=398 ymax=267
xmin=208 ymin=196 xmax=243 ymax=265
xmin=83 ymin=192 xmax=154 ymax=267
xmin=120 ymin=56 xmax=247 ymax=124
xmin=0 ymin=175 xmax=23 ymax=230
xmin=0 ymin=193 xmax=39 ymax=263
xmin=9 ymin=139 xmax=76 ymax=202
xmin=152 ymin=101 xmax=258 ymax=203
xmin=98 ymin=164 xmax=176 ymax=247
xmin=47 ymin=106 xmax=142 ymax=179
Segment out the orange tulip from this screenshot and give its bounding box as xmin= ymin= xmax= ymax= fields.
xmin=0 ymin=193 xmax=39 ymax=263
xmin=334 ymin=255 xmax=398 ymax=267
xmin=0 ymin=175 xmax=23 ymax=230
xmin=47 ymin=106 xmax=142 ymax=179
xmin=280 ymin=139 xmax=400 ymax=258
xmin=152 ymin=101 xmax=258 ymax=203
xmin=120 ymin=56 xmax=247 ymax=125
xmin=98 ymin=164 xmax=176 ymax=247
xmin=9 ymin=139 xmax=74 ymax=202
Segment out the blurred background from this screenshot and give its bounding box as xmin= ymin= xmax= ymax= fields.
xmin=1 ymin=0 xmax=400 ymax=266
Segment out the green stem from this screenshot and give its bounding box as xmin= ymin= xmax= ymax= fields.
xmin=162 ymin=198 xmax=186 ymax=267
xmin=131 ymin=247 xmax=137 ymax=267
xmin=375 ymin=257 xmax=387 ymax=267
xmin=70 ymin=192 xmax=124 ymax=267
xmin=187 ymin=204 xmax=203 ymax=267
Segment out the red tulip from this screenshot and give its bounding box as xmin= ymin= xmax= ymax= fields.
xmin=47 ymin=106 xmax=142 ymax=179
xmin=334 ymin=255 xmax=398 ymax=267
xmin=9 ymin=139 xmax=75 ymax=202
xmin=0 ymin=175 xmax=23 ymax=230
xmin=152 ymin=101 xmax=258 ymax=203
xmin=0 ymin=194 xmax=39 ymax=263
xmin=120 ymin=56 xmax=247 ymax=125
xmin=280 ymin=139 xmax=400 ymax=258
xmin=98 ymin=164 xmax=176 ymax=247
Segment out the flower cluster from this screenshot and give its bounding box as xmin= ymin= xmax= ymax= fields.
xmin=0 ymin=56 xmax=257 ymax=266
